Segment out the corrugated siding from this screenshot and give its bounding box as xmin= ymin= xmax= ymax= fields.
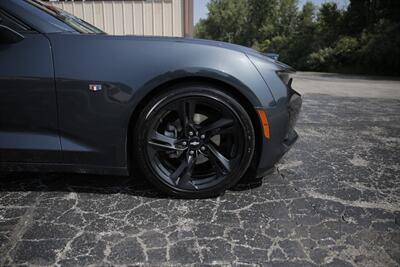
xmin=52 ymin=0 xmax=184 ymax=37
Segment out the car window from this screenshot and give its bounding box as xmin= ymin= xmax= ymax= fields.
xmin=27 ymin=0 xmax=105 ymax=34
xmin=0 ymin=9 xmax=32 ymax=33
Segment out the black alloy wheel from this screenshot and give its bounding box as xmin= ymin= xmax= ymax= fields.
xmin=134 ymin=84 xmax=255 ymax=198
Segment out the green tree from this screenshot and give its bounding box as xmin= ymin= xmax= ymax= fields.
xmin=247 ymin=0 xmax=298 ymax=44
xmin=344 ymin=0 xmax=370 ymax=35
xmin=358 ymin=20 xmax=400 ymax=75
xmin=278 ymin=2 xmax=318 ymax=68
xmin=194 ymin=0 xmax=249 ymax=45
xmin=276 ymin=0 xmax=298 ymax=36
xmin=194 ymin=0 xmax=400 ymax=75
xmin=299 ymin=1 xmax=316 ymax=27
xmin=317 ymin=3 xmax=344 ymax=47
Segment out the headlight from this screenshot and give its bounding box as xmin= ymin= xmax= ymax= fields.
xmin=246 ymin=52 xmax=297 ymax=100
xmin=276 ymin=71 xmax=293 ymax=88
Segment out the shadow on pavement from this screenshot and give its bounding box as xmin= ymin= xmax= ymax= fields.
xmin=0 ymin=171 xmax=263 ymax=199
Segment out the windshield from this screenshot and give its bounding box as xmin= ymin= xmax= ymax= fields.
xmin=28 ymin=0 xmax=105 ymax=34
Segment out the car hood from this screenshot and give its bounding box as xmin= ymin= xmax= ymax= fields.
xmin=151 ymin=36 xmax=295 ymax=72
xmin=127 ymin=35 xmax=255 ymax=53
xmin=119 ymin=35 xmax=295 ymax=72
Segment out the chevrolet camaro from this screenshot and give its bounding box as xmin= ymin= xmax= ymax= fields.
xmin=0 ymin=0 xmax=302 ymax=198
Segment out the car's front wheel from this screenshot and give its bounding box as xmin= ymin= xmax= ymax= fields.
xmin=134 ymin=84 xmax=255 ymax=198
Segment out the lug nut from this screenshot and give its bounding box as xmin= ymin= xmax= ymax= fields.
xmin=200 ymin=134 xmax=206 ymax=139
xmin=200 ymin=146 xmax=206 ymax=151
xmin=182 ymin=141 xmax=187 ymax=146
xmin=189 ymin=150 xmax=195 ymax=155
xmin=189 ymin=131 xmax=194 ymax=136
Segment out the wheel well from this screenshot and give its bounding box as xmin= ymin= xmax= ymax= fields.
xmin=127 ymin=77 xmax=262 ymax=176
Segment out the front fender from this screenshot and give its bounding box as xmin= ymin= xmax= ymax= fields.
xmin=48 ymin=34 xmax=275 ymax=168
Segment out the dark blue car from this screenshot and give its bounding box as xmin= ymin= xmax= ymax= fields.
xmin=0 ymin=0 xmax=301 ymax=198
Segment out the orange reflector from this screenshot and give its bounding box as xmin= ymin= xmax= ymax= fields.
xmin=256 ymin=109 xmax=270 ymax=139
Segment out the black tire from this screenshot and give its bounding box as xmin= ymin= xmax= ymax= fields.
xmin=133 ymin=83 xmax=255 ymax=198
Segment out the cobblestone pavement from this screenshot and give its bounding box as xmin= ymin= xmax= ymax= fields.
xmin=0 ymin=78 xmax=399 ymax=266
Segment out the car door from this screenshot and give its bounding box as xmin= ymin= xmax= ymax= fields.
xmin=0 ymin=9 xmax=61 ymax=163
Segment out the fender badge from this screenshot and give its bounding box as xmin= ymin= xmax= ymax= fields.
xmin=89 ymin=84 xmax=102 ymax=91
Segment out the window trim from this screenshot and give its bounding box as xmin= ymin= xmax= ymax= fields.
xmin=0 ymin=8 xmax=36 ymax=34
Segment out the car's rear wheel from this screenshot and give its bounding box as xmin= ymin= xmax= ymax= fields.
xmin=134 ymin=84 xmax=255 ymax=198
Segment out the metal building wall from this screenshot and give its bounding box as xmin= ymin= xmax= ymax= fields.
xmin=51 ymin=0 xmax=186 ymax=37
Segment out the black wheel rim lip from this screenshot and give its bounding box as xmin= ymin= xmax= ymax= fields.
xmin=144 ymin=94 xmax=248 ymax=191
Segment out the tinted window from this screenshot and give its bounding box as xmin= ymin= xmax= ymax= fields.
xmin=27 ymin=0 xmax=105 ymax=34
xmin=0 ymin=9 xmax=32 ymax=33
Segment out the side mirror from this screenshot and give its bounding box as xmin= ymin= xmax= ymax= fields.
xmin=0 ymin=24 xmax=24 ymax=44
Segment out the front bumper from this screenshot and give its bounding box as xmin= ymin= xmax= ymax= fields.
xmin=283 ymin=90 xmax=302 ymax=150
xmin=255 ymin=89 xmax=302 ymax=178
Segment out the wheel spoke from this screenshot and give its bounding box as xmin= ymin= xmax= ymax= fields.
xmin=206 ymin=143 xmax=231 ymax=172
xmin=201 ymin=118 xmax=234 ymax=136
xmin=178 ymin=101 xmax=196 ymax=129
xmin=170 ymin=158 xmax=188 ymax=183
xmin=148 ymin=131 xmax=182 ymax=151
xmin=178 ymin=102 xmax=187 ymax=129
xmin=169 ymin=154 xmax=196 ymax=187
xmin=177 ymin=155 xmax=196 ymax=186
xmin=187 ymin=101 xmax=196 ymax=124
xmin=207 ymin=150 xmax=225 ymax=176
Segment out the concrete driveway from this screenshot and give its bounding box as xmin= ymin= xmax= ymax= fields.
xmin=0 ymin=72 xmax=399 ymax=266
